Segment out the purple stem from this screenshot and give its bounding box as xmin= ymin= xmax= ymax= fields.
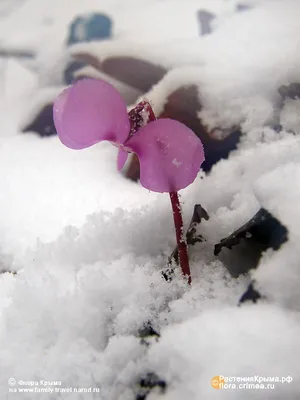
xmin=169 ymin=192 xmax=191 ymax=284
xmin=128 ymin=101 xmax=191 ymax=284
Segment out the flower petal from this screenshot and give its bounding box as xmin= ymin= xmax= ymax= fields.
xmin=53 ymin=78 xmax=130 ymax=149
xmin=126 ymin=119 xmax=205 ymax=192
xmin=117 ymin=148 xmax=129 ymax=170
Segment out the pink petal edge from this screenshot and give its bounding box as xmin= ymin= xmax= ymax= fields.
xmin=126 ymin=118 xmax=205 ymax=193
xmin=53 ymin=78 xmax=130 ymax=149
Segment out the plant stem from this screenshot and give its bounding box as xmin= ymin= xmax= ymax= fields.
xmin=169 ymin=192 xmax=191 ymax=284
xmin=127 ymin=101 xmax=192 ymax=284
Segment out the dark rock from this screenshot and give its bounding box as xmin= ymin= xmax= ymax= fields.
xmin=278 ymin=83 xmax=300 ymax=100
xmin=65 ymin=13 xmax=113 ymax=83
xmin=65 ymin=53 xmax=167 ymax=94
xmin=138 ymin=322 xmax=160 ymax=347
xmin=136 ymin=372 xmax=167 ymax=400
xmin=239 ymin=282 xmax=262 ymax=304
xmin=214 ymin=208 xmax=288 ymax=256
xmin=22 ymin=103 xmax=56 ymax=137
xmin=67 ymin=13 xmax=112 ymax=46
xmin=138 ymin=324 xmax=160 ymax=340
xmin=214 ymin=208 xmax=288 ymax=276
xmin=64 ymin=60 xmax=86 ymax=85
xmin=101 ymin=57 xmax=167 ymax=92
xmin=236 ymin=4 xmax=252 ymax=12
xmin=197 ymin=10 xmax=216 ymax=36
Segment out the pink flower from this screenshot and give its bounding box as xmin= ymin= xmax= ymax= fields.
xmin=53 ymin=78 xmax=204 ymax=193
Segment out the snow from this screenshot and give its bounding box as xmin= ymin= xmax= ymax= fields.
xmin=253 ymin=163 xmax=300 ymax=309
xmin=148 ymin=304 xmax=300 ymax=399
xmin=0 ymin=0 xmax=300 ymax=399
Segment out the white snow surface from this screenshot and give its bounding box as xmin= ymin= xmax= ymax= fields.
xmin=0 ymin=0 xmax=300 ymax=399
